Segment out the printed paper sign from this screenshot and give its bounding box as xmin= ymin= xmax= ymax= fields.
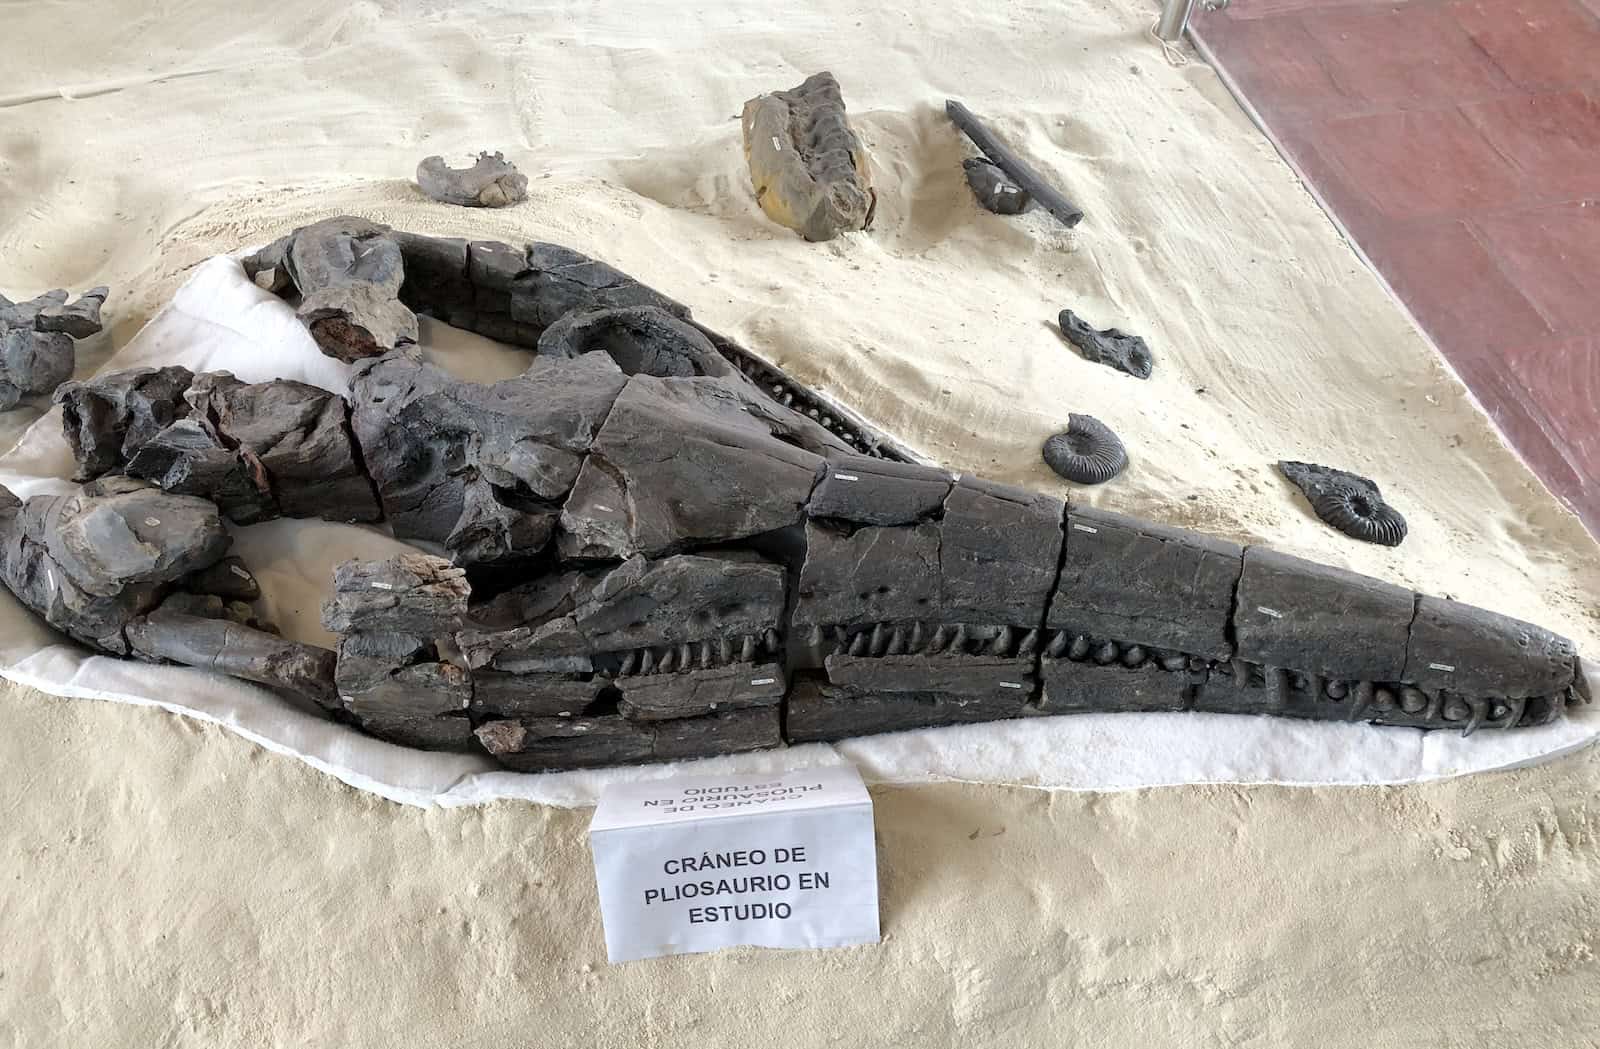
xmin=588 ymin=764 xmax=879 ymax=963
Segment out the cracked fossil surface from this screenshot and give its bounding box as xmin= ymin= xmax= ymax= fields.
xmin=0 ymin=218 xmax=1587 ymax=773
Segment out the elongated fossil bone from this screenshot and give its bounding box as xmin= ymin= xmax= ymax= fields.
xmin=3 ymin=222 xmax=1585 ymax=773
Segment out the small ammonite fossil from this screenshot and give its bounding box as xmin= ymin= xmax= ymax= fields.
xmin=1278 ymin=460 xmax=1407 ymax=546
xmin=1043 ymin=414 xmax=1128 ymax=484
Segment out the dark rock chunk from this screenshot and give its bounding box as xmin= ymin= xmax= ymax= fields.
xmin=456 ymin=552 xmax=786 ymax=670
xmin=0 ymin=328 xmax=76 ymax=410
xmin=793 ymin=520 xmax=941 ymax=629
xmin=503 ymin=241 xmax=691 ymax=335
xmin=125 ymin=419 xmax=276 ymax=524
xmin=335 ymin=631 xmax=475 ymax=749
xmin=349 ymin=353 xmax=627 ymax=563
xmin=471 ymin=670 xmax=607 ymax=719
xmin=806 ymin=456 xmax=954 ymax=526
xmin=559 ymin=375 xmax=823 ymax=559
xmin=742 ymin=72 xmax=874 ymax=242
xmin=962 ymin=157 xmax=1031 ymax=215
xmin=1278 ymin=461 xmax=1407 ymax=547
xmin=1048 ymin=507 xmax=1241 ymax=661
xmin=1042 ymin=414 xmax=1128 ymax=485
xmin=126 ymin=597 xmax=337 ymax=708
xmin=784 ymin=679 xmax=1030 ymax=743
xmin=280 ymin=216 xmax=418 ymax=361
xmin=35 ymin=286 xmax=108 ymax=339
xmin=183 ymin=556 xmax=261 ymax=601
xmin=1405 ymin=595 xmax=1575 ymax=700
xmin=0 ymin=478 xmax=230 ymax=653
xmin=940 ymin=476 xmax=1064 ymax=625
xmin=536 ymin=305 xmax=735 ymax=379
xmin=56 ymin=365 xmax=195 ymax=481
xmin=1233 ymin=546 xmax=1413 ymax=683
xmin=618 ymin=664 xmax=787 ymax=721
xmin=475 ymin=706 xmax=780 ymax=771
xmin=1057 ymin=309 xmax=1152 ymax=379
xmin=184 ymin=371 xmax=380 ymax=522
xmin=416 ymin=151 xmax=529 ymax=208
xmin=1038 ymin=658 xmax=1186 ymax=714
xmin=322 ymin=554 xmax=470 ymax=636
xmin=241 ymin=236 xmax=294 ymax=294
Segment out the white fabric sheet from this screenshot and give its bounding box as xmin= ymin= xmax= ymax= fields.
xmin=1 ymin=257 xmax=1594 ymax=808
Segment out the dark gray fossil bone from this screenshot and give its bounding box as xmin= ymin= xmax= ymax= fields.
xmin=4 ymin=226 xmax=1584 ymax=775
xmin=962 ymin=157 xmax=1031 ymax=215
xmin=1278 ymin=460 xmax=1407 ymax=547
xmin=1057 ymin=309 xmax=1153 ymax=379
xmin=279 ymin=216 xmax=418 ymax=362
xmin=1042 ymin=414 xmax=1128 ymax=484
xmin=742 ymin=72 xmax=874 ymax=241
xmin=416 ymin=151 xmax=529 ymax=208
xmin=946 ymin=99 xmax=1083 ymax=229
xmin=0 ymin=286 xmax=108 ymax=410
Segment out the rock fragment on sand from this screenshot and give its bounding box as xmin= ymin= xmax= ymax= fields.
xmin=1279 ymin=460 xmax=1408 ymax=547
xmin=741 ymin=72 xmax=874 ymax=241
xmin=282 ymin=216 xmax=418 ymax=361
xmin=1057 ymin=308 xmax=1153 ymax=380
xmin=0 ymin=286 xmax=108 ymax=410
xmin=963 ymin=157 xmax=1031 ymax=215
xmin=1042 ymin=414 xmax=1128 ymax=484
xmin=416 ymin=151 xmax=529 ymax=208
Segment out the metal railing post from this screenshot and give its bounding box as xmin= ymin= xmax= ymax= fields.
xmin=1156 ymin=0 xmax=1198 ymax=41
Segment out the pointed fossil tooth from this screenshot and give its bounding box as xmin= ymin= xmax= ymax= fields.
xmin=991 ymin=625 xmax=1014 ymax=657
xmin=721 ymin=636 xmax=736 ymax=664
xmin=1122 ymin=645 xmax=1147 ymax=669
xmin=619 ymin=650 xmax=640 ymax=676
xmin=1324 ymin=679 xmax=1348 ymax=700
xmin=781 ymin=392 xmax=795 ymax=407
xmin=674 ymin=642 xmax=690 ymax=670
xmin=1504 ymin=694 xmax=1528 ymax=728
xmin=1463 ymin=697 xmax=1488 ymax=737
xmin=1270 ymin=666 xmax=1290 ymax=708
xmin=1069 ymin=635 xmax=1092 ymax=661
xmin=1348 ymin=680 xmax=1373 ymax=720
xmin=909 ymin=622 xmax=927 ymax=652
xmin=1017 ymin=629 xmax=1039 ymax=657
xmin=849 ymin=631 xmax=869 ymax=657
xmin=1045 ymin=630 xmax=1068 ymax=658
xmin=700 ymin=640 xmax=715 ymax=668
xmin=886 ymin=626 xmax=907 ymax=656
xmin=950 ymin=625 xmax=969 ymax=654
xmin=741 ymin=635 xmax=757 ymax=662
xmin=763 ymin=627 xmax=781 ymax=654
xmin=1399 ymin=687 xmax=1427 ymax=714
xmin=658 ymin=647 xmax=677 ymax=674
xmin=770 ymin=384 xmax=784 ymax=396
xmin=640 ymin=649 xmax=656 ymax=675
xmin=820 ymin=415 xmax=833 ymax=428
xmin=807 ymin=407 xmax=820 ymax=419
xmin=1374 ymin=687 xmax=1397 ymax=711
xmin=868 ymin=622 xmax=888 ymax=656
xmin=929 ymin=625 xmax=951 ymax=653
xmin=1092 ymin=640 xmax=1118 ymax=665
xmin=807 ymin=624 xmax=824 ymax=652
xmin=1158 ymin=651 xmax=1187 ymax=672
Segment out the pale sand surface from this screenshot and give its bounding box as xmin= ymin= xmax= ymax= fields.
xmin=3 ymin=677 xmax=1597 ymax=1047
xmin=2 ymin=0 xmax=1599 ymax=1042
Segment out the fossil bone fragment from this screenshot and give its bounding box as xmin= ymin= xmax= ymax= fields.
xmin=962 ymin=157 xmax=1031 ymax=215
xmin=742 ymin=72 xmax=874 ymax=241
xmin=0 ymin=286 xmax=108 ymax=410
xmin=416 ymin=151 xmax=528 ymax=208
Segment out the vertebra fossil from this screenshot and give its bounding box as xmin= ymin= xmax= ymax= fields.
xmin=0 ymin=218 xmax=1585 ymax=773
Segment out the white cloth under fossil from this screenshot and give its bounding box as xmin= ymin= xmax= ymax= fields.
xmin=0 ymin=257 xmax=1594 ymax=808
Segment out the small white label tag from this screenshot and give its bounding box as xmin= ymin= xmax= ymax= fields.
xmin=589 ymin=765 xmax=879 ymax=964
xmin=1257 ymin=607 xmax=1283 ymax=619
xmin=833 ymin=473 xmax=859 ymax=482
xmin=750 ymin=677 xmax=777 ymax=686
xmin=998 ymin=681 xmax=1024 ymax=689
xmin=1428 ymin=663 xmax=1455 ymax=672
xmin=370 ymin=581 xmax=393 ymax=590
xmin=1072 ymin=524 xmax=1098 ymax=533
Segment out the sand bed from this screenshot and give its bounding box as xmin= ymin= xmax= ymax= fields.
xmin=2 ymin=0 xmax=1598 ymax=1042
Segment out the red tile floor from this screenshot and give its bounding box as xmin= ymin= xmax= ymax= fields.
xmin=1190 ymin=0 xmax=1600 ymax=536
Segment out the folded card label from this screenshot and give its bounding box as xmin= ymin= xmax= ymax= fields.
xmin=589 ymin=764 xmax=879 ymax=963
